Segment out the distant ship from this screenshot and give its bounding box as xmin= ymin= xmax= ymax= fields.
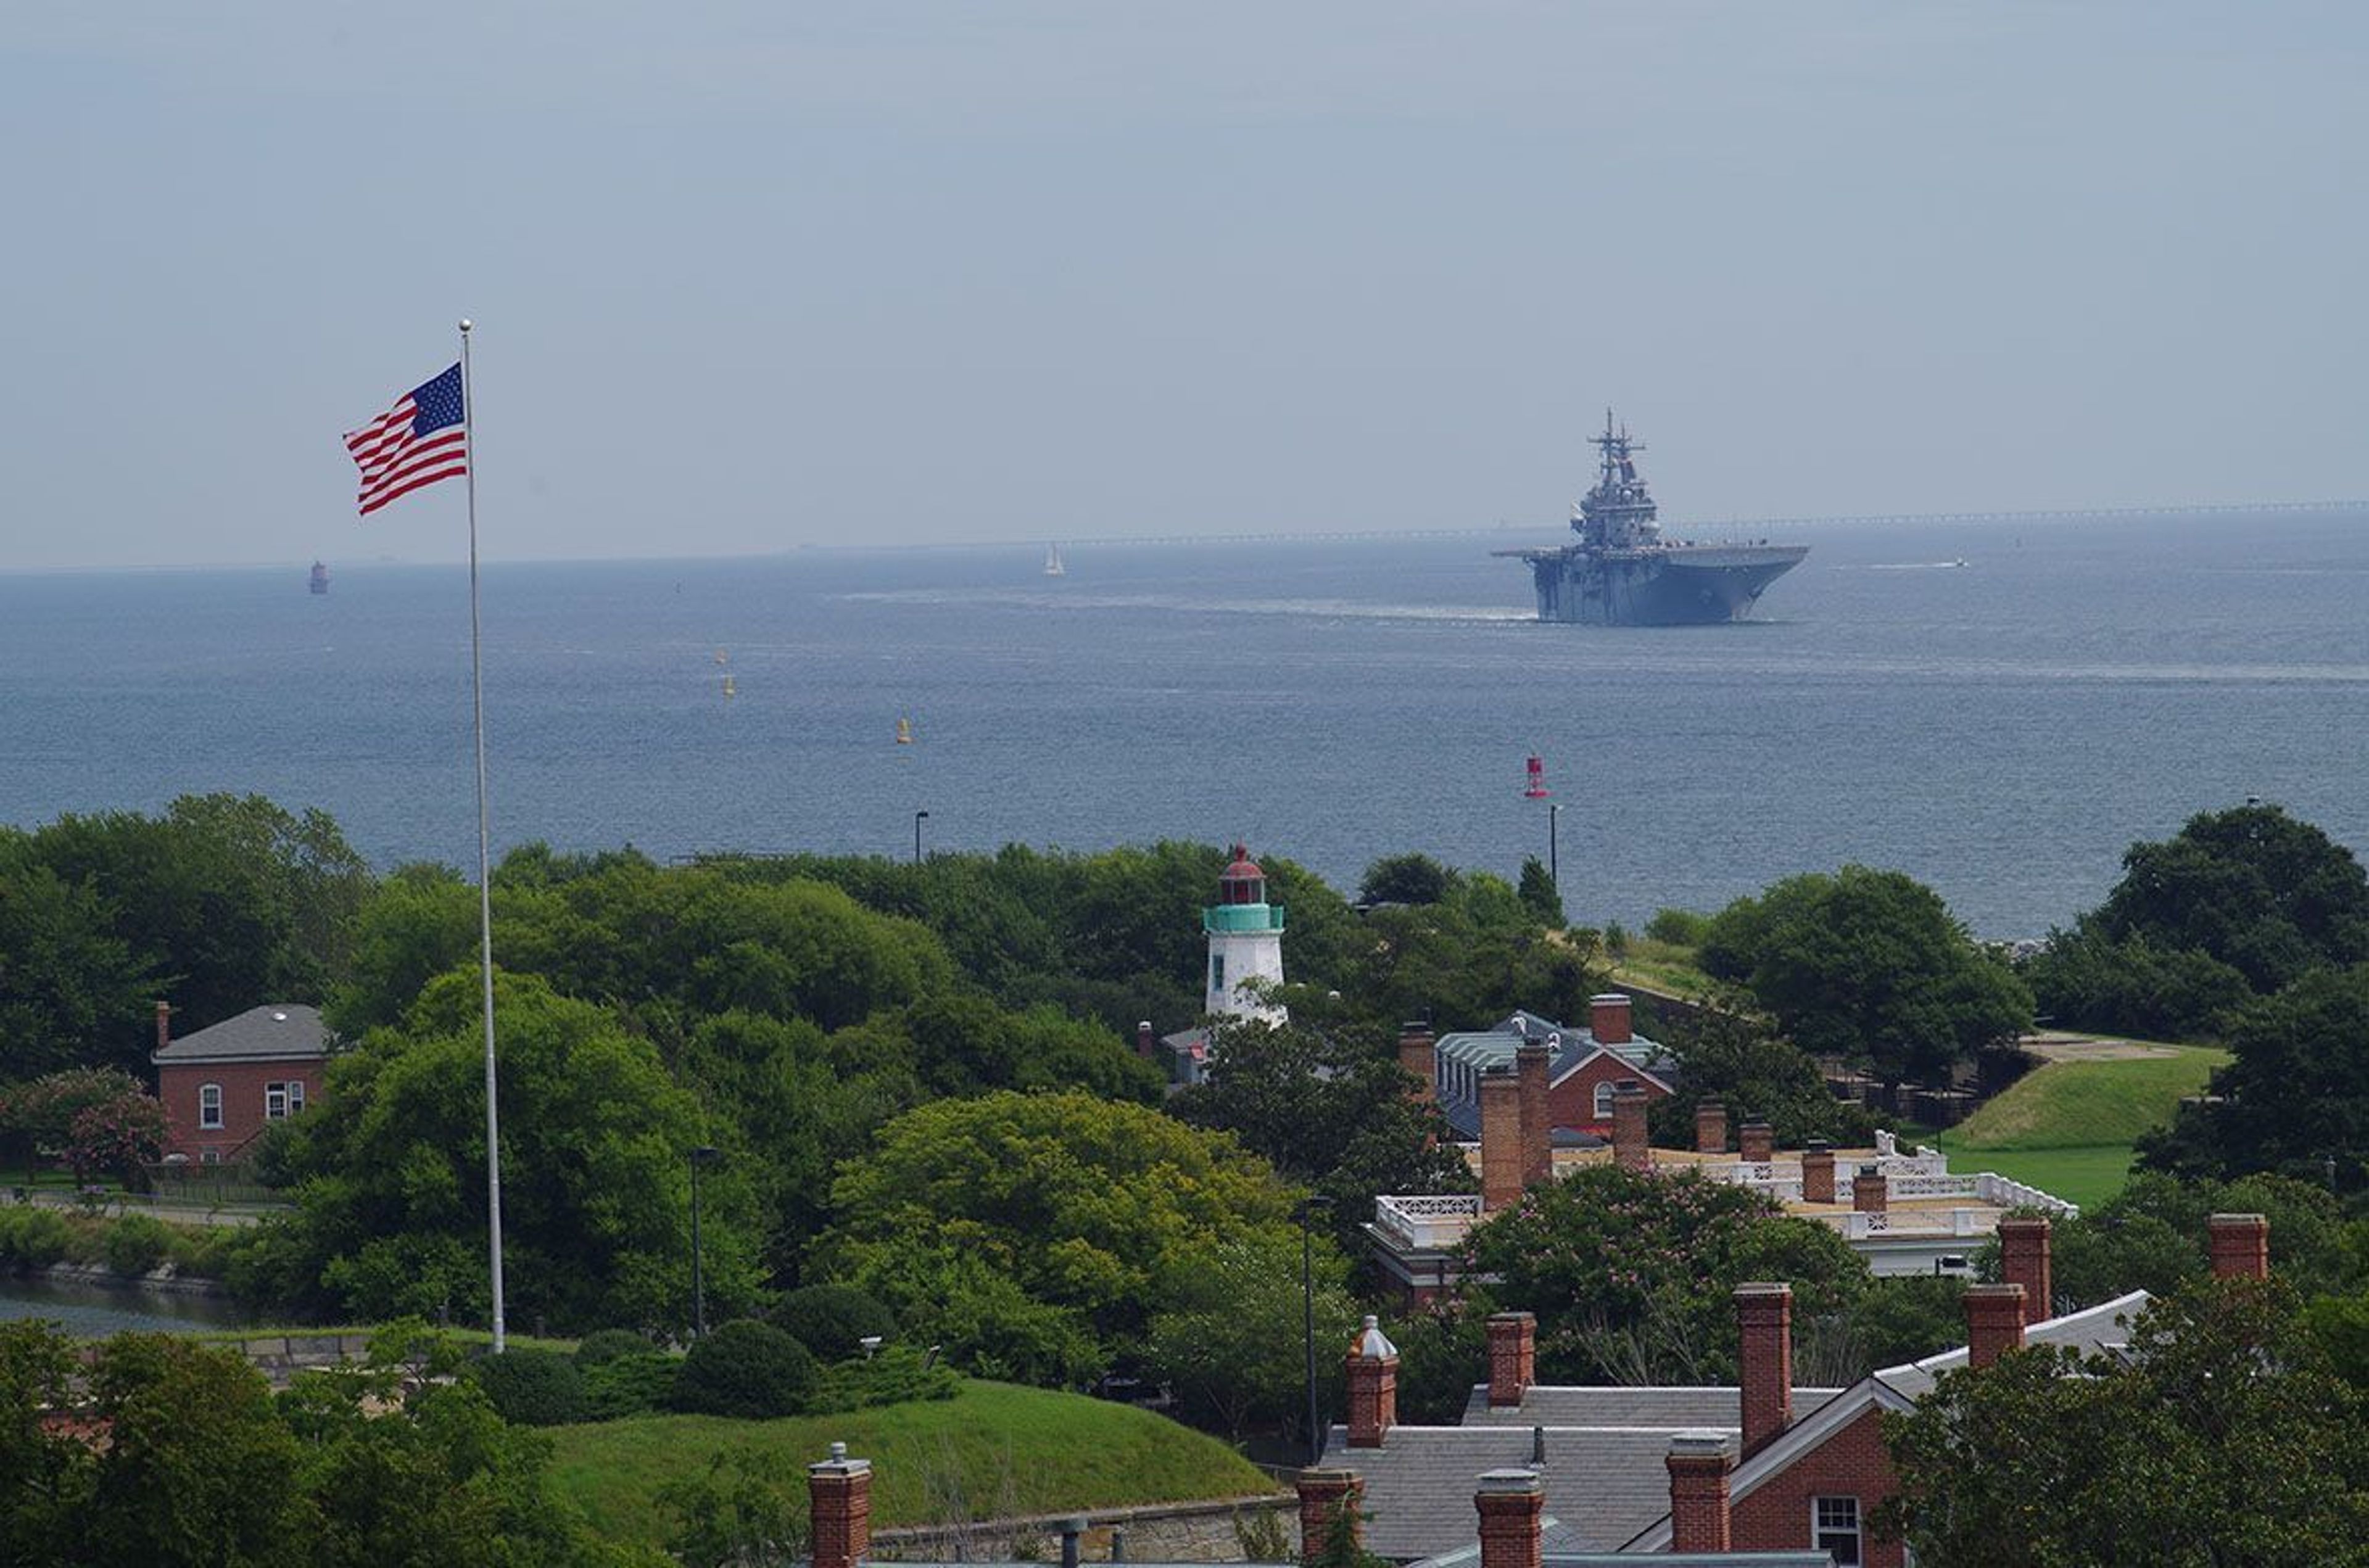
xmin=1495 ymin=413 xmax=1806 ymax=625
xmin=308 ymin=561 xmax=330 ymax=595
xmin=1044 ymin=544 xmax=1065 ymax=577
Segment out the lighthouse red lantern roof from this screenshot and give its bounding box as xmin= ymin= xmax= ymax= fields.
xmin=1219 ymin=843 xmax=1267 ymax=904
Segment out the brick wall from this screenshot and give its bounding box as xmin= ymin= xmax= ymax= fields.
xmin=1730 ymin=1406 xmax=1903 ymax=1568
xmin=157 ymin=1059 xmax=326 ymax=1162
xmin=1547 ymin=1054 xmax=1671 ymax=1138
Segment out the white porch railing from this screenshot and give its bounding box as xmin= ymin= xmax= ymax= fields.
xmin=1372 ymin=1193 xmax=1485 ymax=1250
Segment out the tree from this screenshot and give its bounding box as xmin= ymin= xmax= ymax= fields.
xmin=1169 ymin=1017 xmax=1473 ymax=1247
xmin=0 ymin=849 xmax=159 ymax=1079
xmin=2030 ymin=1172 xmax=2361 ymax=1310
xmin=1642 ymin=1005 xmax=1877 ymax=1150
xmin=814 ymin=1091 xmax=1302 ymax=1385
xmin=1516 ymin=857 xmax=1564 ymax=927
xmin=263 ymin=970 xmax=763 ymax=1332
xmin=0 ymin=1067 xmax=163 ymax=1184
xmin=1460 ymin=1164 xmax=1867 ymax=1385
xmin=1701 ymin=866 xmax=2029 ymax=1085
xmin=2090 ymin=803 xmax=2369 ymax=993
xmin=2139 ymin=963 xmax=2369 ymax=1187
xmin=1881 ymin=1279 xmax=2369 ymax=1566
xmin=1360 ymin=853 xmax=1455 ymax=906
xmin=1144 ymin=1231 xmax=1362 ymax=1441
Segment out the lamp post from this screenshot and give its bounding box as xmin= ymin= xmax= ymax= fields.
xmin=688 ymin=1145 xmax=722 ymax=1337
xmin=914 ymin=809 xmax=930 ymax=865
xmin=1295 ymin=1194 xmax=1335 ymax=1464
xmin=1547 ymin=803 xmax=1561 ymax=888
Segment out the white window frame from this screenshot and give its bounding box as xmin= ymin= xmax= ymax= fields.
xmin=287 ymin=1079 xmax=305 ymax=1115
xmin=265 ymin=1083 xmax=289 ymax=1120
xmin=200 ymin=1149 xmax=222 ymax=1166
xmin=1593 ymin=1080 xmax=1616 ymax=1120
xmin=1813 ymin=1495 xmax=1863 ymax=1565
xmin=198 ymin=1083 xmax=224 ymax=1129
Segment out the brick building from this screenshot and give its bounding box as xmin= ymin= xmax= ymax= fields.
xmin=1426 ymin=997 xmax=1675 ymax=1145
xmin=151 ymin=1002 xmax=330 ymax=1164
xmin=1328 ymin=1213 xmax=2273 ymax=1564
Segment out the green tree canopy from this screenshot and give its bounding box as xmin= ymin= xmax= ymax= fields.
xmin=1460 ymin=1163 xmax=1869 ymax=1385
xmin=1701 ymin=865 xmax=2029 ymax=1084
xmin=1881 ymin=1279 xmax=2369 ymax=1567
xmin=1169 ymin=1015 xmax=1473 ymax=1247
xmin=1642 ymin=1004 xmax=1878 ymax=1150
xmin=814 ymin=1091 xmax=1302 ymax=1385
xmin=1143 ymin=1230 xmax=1362 ymax=1441
xmin=2138 ymin=963 xmax=2369 ymax=1187
xmin=260 ymin=970 xmax=761 ymax=1334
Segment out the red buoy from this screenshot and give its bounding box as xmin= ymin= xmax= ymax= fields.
xmin=1523 ymin=755 xmax=1550 ymax=799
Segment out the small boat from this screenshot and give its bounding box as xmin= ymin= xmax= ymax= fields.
xmin=309 ymin=561 xmax=330 ymax=595
xmin=896 ymin=717 xmax=914 ymax=745
xmin=1044 ymin=544 xmax=1065 ymax=577
xmin=722 ymin=674 xmax=736 ymax=699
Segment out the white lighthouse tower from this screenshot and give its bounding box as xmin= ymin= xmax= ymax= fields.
xmin=1204 ymin=844 xmax=1287 ymax=1023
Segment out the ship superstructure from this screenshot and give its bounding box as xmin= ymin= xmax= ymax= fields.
xmin=1497 ymin=412 xmax=1806 ymax=625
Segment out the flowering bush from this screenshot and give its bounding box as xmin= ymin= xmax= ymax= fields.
xmin=0 ymin=1068 xmax=170 ymax=1185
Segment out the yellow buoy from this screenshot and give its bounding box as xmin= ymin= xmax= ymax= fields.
xmin=896 ymin=717 xmax=914 ymax=745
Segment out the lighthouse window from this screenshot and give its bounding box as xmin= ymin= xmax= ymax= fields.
xmin=1211 ymin=955 xmax=1225 ymax=991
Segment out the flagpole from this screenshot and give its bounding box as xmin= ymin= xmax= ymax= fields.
xmin=459 ymin=317 xmax=508 ymax=1353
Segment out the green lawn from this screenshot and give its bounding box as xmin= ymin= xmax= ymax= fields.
xmin=1933 ymin=1042 xmax=2229 ymax=1209
xmin=544 ymin=1379 xmax=1278 ymax=1550
xmin=1610 ymin=939 xmax=1722 ymax=1002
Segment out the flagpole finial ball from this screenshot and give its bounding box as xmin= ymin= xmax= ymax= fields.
xmin=459 ymin=318 xmax=473 ymax=332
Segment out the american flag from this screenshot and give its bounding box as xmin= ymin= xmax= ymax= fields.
xmin=344 ymin=363 xmax=468 ymax=516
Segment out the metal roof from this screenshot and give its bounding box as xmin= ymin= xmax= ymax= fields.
xmin=1432 ymin=1013 xmax=1676 ymax=1141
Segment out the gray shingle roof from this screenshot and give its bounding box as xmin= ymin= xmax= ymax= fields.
xmin=1460 ymin=1385 xmax=1845 ymax=1430
xmin=1323 ymin=1424 xmax=1702 ymax=1560
xmin=152 ymin=1004 xmax=329 ymax=1063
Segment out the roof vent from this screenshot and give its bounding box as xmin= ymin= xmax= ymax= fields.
xmin=272 ymin=1011 xmax=288 ymax=1022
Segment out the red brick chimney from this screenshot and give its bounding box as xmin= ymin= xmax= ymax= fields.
xmin=1664 ymin=1434 xmax=1734 ymax=1553
xmin=1588 ymin=993 xmax=1633 ymax=1045
xmin=1997 ymin=1216 xmax=2053 ymax=1320
xmin=1737 ymin=1121 xmax=1774 ymax=1165
xmin=1800 ymin=1144 xmax=1835 ymax=1204
xmin=1611 ymin=1083 xmax=1651 ymax=1173
xmin=1486 ymin=1311 xmax=1536 ymax=1409
xmin=808 ymin=1443 xmax=873 ymax=1568
xmin=1852 ymin=1171 xmax=1888 ymax=1214
xmin=1964 ymin=1283 xmax=2027 ymax=1369
xmin=1136 ymin=1021 xmax=1156 ymax=1060
xmin=1474 ymin=1468 xmax=1544 ymax=1568
xmin=154 ymin=1000 xmax=173 ymax=1054
xmin=1344 ymin=1317 xmax=1399 ymax=1448
xmin=1479 ymin=1069 xmax=1524 ymax=1211
xmin=1693 ymin=1100 xmax=1728 ymax=1155
xmin=2209 ymin=1213 xmax=2270 ymax=1281
xmin=1516 ymin=1041 xmax=1552 ymax=1189
xmin=1296 ymin=1469 xmax=1363 ymax=1566
xmin=1735 ymin=1284 xmax=1793 ymax=1456
xmin=1398 ymin=1023 xmax=1437 ymax=1105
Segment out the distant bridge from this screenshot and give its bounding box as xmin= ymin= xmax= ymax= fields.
xmin=833 ymin=498 xmax=2368 ymax=553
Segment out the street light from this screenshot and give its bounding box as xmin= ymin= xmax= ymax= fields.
xmin=914 ymin=809 xmax=930 ymax=865
xmin=1547 ymin=803 xmax=1561 ymax=888
xmin=688 ymin=1145 xmax=722 ymax=1337
xmin=1295 ymin=1194 xmax=1336 ymax=1464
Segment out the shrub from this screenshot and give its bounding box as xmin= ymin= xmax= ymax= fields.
xmin=1645 ymin=907 xmax=1713 ymax=946
xmin=0 ymin=1207 xmax=76 ymax=1268
xmin=103 ymin=1213 xmax=175 ymax=1276
xmin=772 ymin=1284 xmax=896 ymax=1361
xmin=574 ymin=1327 xmax=651 ymax=1368
xmin=469 ymin=1347 xmax=589 ymax=1426
xmin=809 ymin=1342 xmax=960 ymax=1413
xmin=671 ymin=1319 xmax=816 ymax=1419
xmin=582 ymin=1351 xmax=681 ymax=1419
xmin=165 ymin=1224 xmax=239 ymax=1279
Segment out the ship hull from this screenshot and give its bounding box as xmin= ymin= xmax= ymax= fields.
xmin=1513 ymin=544 xmax=1808 ymax=625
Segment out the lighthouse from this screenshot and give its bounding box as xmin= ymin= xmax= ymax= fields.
xmin=1204 ymin=844 xmax=1288 ymax=1023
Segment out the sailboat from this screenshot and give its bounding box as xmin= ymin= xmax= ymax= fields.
xmin=1044 ymin=544 xmax=1065 ymax=577
xmin=896 ymin=717 xmax=914 ymax=745
xmin=721 ymin=674 xmax=736 ymax=699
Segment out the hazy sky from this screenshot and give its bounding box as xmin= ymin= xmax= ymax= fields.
xmin=6 ymin=2 xmax=2363 ymax=569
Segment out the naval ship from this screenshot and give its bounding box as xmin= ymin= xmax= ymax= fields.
xmin=1497 ymin=413 xmax=1806 ymax=624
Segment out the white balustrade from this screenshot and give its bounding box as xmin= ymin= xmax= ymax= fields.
xmin=1372 ymin=1193 xmax=1485 ymax=1249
